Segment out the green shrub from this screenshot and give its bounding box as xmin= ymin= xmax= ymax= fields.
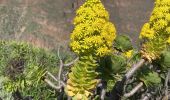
xmin=0 ymin=40 xmax=59 ymax=99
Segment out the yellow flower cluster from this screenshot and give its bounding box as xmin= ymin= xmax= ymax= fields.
xmin=140 ymin=0 xmax=170 ymax=61
xmin=70 ymin=0 xmax=116 ymax=57
xmin=167 ymin=37 xmax=170 ymax=44
xmin=123 ymin=50 xmax=133 ymax=58
xmin=74 ymin=0 xmax=109 ymax=25
xmin=97 ymin=47 xmax=111 ymax=57
xmin=140 ymin=23 xmax=155 ymax=39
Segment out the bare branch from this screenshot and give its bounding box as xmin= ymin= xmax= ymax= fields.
xmin=125 ymin=59 xmax=146 ymax=79
xmin=44 ymin=79 xmax=62 ymax=90
xmin=165 ymin=69 xmax=170 ymax=97
xmin=57 ymin=46 xmax=64 ymax=87
xmin=142 ymin=93 xmax=152 ymax=100
xmin=58 ymin=60 xmax=63 ymax=86
xmin=124 ymin=82 xmax=143 ymax=98
xmin=63 ymin=57 xmax=79 ymax=67
xmin=101 ymin=89 xmax=106 ymax=100
xmin=110 ymin=59 xmax=146 ymax=100
xmin=57 ymin=46 xmax=62 ymax=61
xmin=99 ymin=80 xmax=107 ymax=100
xmin=46 ymin=71 xmax=66 ymax=87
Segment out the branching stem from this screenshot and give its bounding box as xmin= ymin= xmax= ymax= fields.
xmin=63 ymin=57 xmax=79 ymax=67
xmin=124 ymin=82 xmax=143 ymax=98
xmin=44 ymin=79 xmax=62 ymax=90
xmin=125 ymin=59 xmax=146 ymax=79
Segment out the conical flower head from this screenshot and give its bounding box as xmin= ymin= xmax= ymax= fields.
xmin=70 ymin=0 xmax=116 ymax=57
xmin=140 ymin=0 xmax=170 ymax=61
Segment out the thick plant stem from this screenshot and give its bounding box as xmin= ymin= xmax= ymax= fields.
xmin=109 ymin=59 xmax=146 ymax=100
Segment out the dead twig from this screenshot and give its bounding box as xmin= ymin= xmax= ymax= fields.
xmin=100 ymin=81 xmax=107 ymax=100
xmin=125 ymin=59 xmax=146 ymax=79
xmin=57 ymin=46 xmax=78 ymax=85
xmin=46 ymin=71 xmax=66 ymax=87
xmin=110 ymin=59 xmax=146 ymax=100
xmin=63 ymin=57 xmax=79 ymax=67
xmin=162 ymin=69 xmax=170 ymax=100
xmin=45 ymin=46 xmax=78 ymax=93
xmin=165 ymin=69 xmax=170 ymax=96
xmin=124 ymin=82 xmax=143 ymax=98
xmin=142 ymin=93 xmax=152 ymax=100
xmin=101 ymin=89 xmax=106 ymax=100
xmin=44 ymin=79 xmax=62 ymax=90
xmin=57 ymin=46 xmax=64 ymax=87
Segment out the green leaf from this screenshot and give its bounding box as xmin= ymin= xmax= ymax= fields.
xmin=114 ymin=35 xmax=133 ymax=52
xmin=160 ymin=51 xmax=170 ymax=70
xmin=140 ymin=71 xmax=161 ymax=87
xmin=99 ymin=55 xmax=127 ymax=74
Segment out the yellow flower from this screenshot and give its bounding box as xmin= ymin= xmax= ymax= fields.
xmin=70 ymin=41 xmax=81 ymax=54
xmin=165 ymin=14 xmax=170 ymax=21
xmin=96 ymin=47 xmax=110 ymax=56
xmin=123 ymin=50 xmax=133 ymax=58
xmin=167 ymin=37 xmax=170 ymax=44
xmin=140 ymin=23 xmax=155 ymax=39
xmin=153 ymin=19 xmax=168 ymax=30
xmin=166 ymin=27 xmax=170 ymax=33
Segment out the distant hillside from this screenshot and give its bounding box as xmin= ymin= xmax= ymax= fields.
xmin=0 ymin=0 xmax=154 ymax=49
